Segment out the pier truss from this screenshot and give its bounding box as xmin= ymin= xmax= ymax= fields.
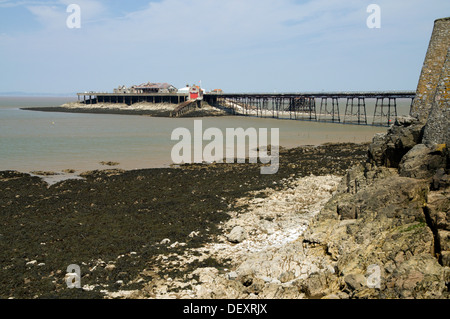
xmin=372 ymin=97 xmax=400 ymax=126
xmin=207 ymin=92 xmax=415 ymax=126
xmin=343 ymin=96 xmax=367 ymax=125
xmin=77 ymin=91 xmax=415 ymax=126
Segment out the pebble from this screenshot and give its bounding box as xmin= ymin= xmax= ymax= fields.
xmin=227 ymin=272 xmax=238 ymax=280
xmin=160 ymin=238 xmax=171 ymax=245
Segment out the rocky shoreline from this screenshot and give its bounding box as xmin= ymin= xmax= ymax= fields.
xmin=0 ymin=143 xmax=368 ymax=299
xmin=21 ymin=101 xmax=229 ymax=118
xmin=1 ymin=136 xmax=448 ymax=299
xmin=135 ymin=174 xmax=343 ymax=299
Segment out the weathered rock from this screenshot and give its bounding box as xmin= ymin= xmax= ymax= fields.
xmin=382 ymin=255 xmax=447 ymax=298
xmin=441 ymin=251 xmax=450 ymax=267
xmin=337 ymin=203 xmax=357 ymax=220
xmin=344 ymin=273 xmax=366 ymax=291
xmin=367 ymin=133 xmax=387 ymax=167
xmin=438 ymin=230 xmax=450 ymax=251
xmin=297 ymin=272 xmax=336 ymax=298
xmin=235 ymin=241 xmax=306 ymax=281
xmin=192 ymin=267 xmax=219 ymax=284
xmin=227 ymin=226 xmax=247 ymax=243
xmin=426 ymin=190 xmax=450 ymax=231
xmin=278 ymin=271 xmax=296 ymax=283
xmin=349 ymin=26 xmax=449 ymax=297
xmin=368 ymin=121 xmax=424 ymax=168
xmin=395 ymin=116 xmax=417 ymax=127
xmin=432 ymin=168 xmax=449 ymax=190
xmin=337 ymin=163 xmax=396 ymax=195
xmin=139 ymin=175 xmax=342 ymax=300
xmin=299 ymin=166 xmax=449 ymax=298
xmin=227 ymin=271 xmax=238 ymax=280
xmin=398 ymin=144 xmax=446 ymax=179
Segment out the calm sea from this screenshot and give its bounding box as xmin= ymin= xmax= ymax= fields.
xmin=0 ymin=96 xmax=405 ymax=174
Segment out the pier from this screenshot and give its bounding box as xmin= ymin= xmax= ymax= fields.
xmin=77 ymin=91 xmax=416 ymax=126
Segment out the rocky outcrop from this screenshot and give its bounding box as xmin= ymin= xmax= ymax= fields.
xmin=292 ymin=17 xmax=450 ymax=299
xmin=398 ymin=143 xmax=447 ymax=179
xmin=299 ymin=162 xmax=449 ymax=298
xmin=367 ymin=116 xmax=424 ymax=168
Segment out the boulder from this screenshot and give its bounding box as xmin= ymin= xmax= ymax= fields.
xmin=368 ymin=120 xmax=424 ymax=168
xmin=227 ymin=226 xmax=247 ymax=243
xmin=432 ymin=168 xmax=449 ymax=190
xmin=367 ymin=133 xmax=387 ymax=167
xmin=344 ymin=273 xmax=366 ymax=291
xmin=399 ymin=144 xmax=446 ymax=179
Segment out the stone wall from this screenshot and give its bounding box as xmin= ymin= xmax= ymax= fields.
xmin=410 ymin=17 xmax=450 ymax=123
xmin=423 ymin=48 xmax=450 ymax=146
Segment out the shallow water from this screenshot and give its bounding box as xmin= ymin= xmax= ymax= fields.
xmin=0 ymin=97 xmax=398 ymax=173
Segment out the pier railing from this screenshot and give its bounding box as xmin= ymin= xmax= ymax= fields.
xmin=170 ymin=99 xmax=198 ymax=117
xmin=205 ymin=91 xmax=415 ymax=126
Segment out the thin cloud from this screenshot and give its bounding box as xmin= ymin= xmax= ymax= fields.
xmin=0 ymin=0 xmax=449 ymax=93
xmin=0 ymin=0 xmax=58 ymax=8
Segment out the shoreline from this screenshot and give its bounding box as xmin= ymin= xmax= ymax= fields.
xmin=6 ymin=141 xmax=370 ymax=186
xmin=0 ymin=142 xmax=369 ymax=299
xmin=4 ymin=143 xmax=350 ymax=184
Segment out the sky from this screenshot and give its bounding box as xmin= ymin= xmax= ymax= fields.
xmin=0 ymin=0 xmax=449 ymax=95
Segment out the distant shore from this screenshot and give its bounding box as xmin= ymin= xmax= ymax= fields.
xmin=21 ymin=101 xmax=229 ymax=117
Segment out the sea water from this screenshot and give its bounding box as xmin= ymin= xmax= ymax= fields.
xmin=0 ymin=96 xmax=405 ymax=173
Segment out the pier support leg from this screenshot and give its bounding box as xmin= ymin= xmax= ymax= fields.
xmin=331 ymin=97 xmax=340 ymax=122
